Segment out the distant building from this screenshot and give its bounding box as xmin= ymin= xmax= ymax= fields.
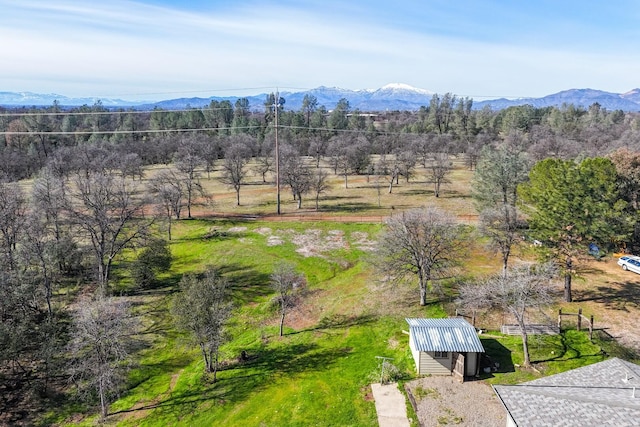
xmin=406 ymin=318 xmax=484 ymax=380
xmin=493 ymin=357 xmax=640 ymax=426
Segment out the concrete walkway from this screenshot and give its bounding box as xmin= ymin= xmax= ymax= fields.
xmin=371 ymin=383 xmax=410 ymax=427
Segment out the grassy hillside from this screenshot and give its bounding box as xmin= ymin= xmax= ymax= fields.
xmin=51 ymin=220 xmax=420 ymax=426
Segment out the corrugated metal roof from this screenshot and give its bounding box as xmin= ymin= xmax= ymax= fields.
xmin=406 ymin=318 xmax=485 ymax=353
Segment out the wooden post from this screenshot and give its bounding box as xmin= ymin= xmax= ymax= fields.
xmin=577 ymin=308 xmax=582 ymax=331
xmin=589 ymin=315 xmax=594 ymax=340
xmin=558 ymin=308 xmax=562 ymax=329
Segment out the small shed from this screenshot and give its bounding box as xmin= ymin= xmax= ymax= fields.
xmin=406 ymin=318 xmax=485 ymax=380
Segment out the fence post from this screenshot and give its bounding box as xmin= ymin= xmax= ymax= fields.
xmin=577 ymin=308 xmax=582 ymax=331
xmin=558 ymin=308 xmax=562 ymax=329
xmin=589 ymin=315 xmax=594 ymax=340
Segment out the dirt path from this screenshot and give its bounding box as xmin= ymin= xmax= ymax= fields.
xmin=192 ymin=209 xmax=478 ymax=224
xmin=195 ymin=210 xmax=389 ymax=222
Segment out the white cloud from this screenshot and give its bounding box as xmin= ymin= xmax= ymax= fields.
xmin=1 ymin=0 xmax=639 ymax=100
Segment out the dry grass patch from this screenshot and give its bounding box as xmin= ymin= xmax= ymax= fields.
xmin=565 ymin=256 xmax=640 ymax=351
xmin=145 ymin=158 xmax=477 ymax=219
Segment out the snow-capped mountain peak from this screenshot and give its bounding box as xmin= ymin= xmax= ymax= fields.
xmin=377 ymin=83 xmax=433 ymax=95
xmin=3 ymin=85 xmax=640 ymax=112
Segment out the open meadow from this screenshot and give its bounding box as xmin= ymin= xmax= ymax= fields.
xmin=43 ymin=158 xmax=640 ymax=426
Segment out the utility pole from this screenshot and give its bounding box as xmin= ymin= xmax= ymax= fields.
xmin=274 ymin=91 xmax=282 ymax=215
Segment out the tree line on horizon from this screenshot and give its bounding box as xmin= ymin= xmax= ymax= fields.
xmin=0 ymin=92 xmax=637 ymax=182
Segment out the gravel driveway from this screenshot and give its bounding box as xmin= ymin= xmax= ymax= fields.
xmin=405 ymin=376 xmax=505 ymax=427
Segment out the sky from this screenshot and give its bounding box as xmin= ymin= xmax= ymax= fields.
xmin=2 ymin=0 xmax=640 ymax=102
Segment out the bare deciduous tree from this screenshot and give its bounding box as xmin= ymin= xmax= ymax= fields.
xmin=478 ymin=206 xmax=525 ymax=278
xmin=171 ymin=269 xmax=232 ymax=381
xmin=66 ymin=171 xmax=149 ymax=294
xmin=117 ymin=152 xmax=144 ymax=181
xmin=193 ymin=134 xmax=220 ymax=179
xmin=0 ymin=181 xmax=27 ymax=270
xmin=31 ymin=168 xmax=82 ymax=277
xmin=270 ymin=262 xmax=307 ymax=336
xmin=31 ymin=167 xmax=68 ymax=243
xmin=19 ymin=214 xmax=59 ymax=318
xmin=0 ymin=267 xmax=66 ymax=402
xmin=426 ymin=153 xmax=452 ymax=197
xmin=307 ymin=135 xmax=328 ymax=168
xmin=457 ymin=263 xmax=557 ymax=367
xmin=149 ymin=169 xmax=184 ymax=240
xmin=395 ymin=148 xmax=417 ymax=183
xmin=374 ymin=156 xmax=400 ymax=194
xmin=69 ymin=296 xmax=137 ymax=419
xmin=174 ymin=146 xmax=204 ymax=219
xmin=220 ymin=143 xmax=251 ymax=206
xmin=254 ymin=137 xmax=275 ymax=183
xmin=310 ymin=168 xmax=330 ymax=211
xmin=411 ymin=133 xmax=437 ymax=168
xmin=280 ymin=145 xmax=312 ymax=209
xmin=375 ymin=207 xmax=466 ymax=306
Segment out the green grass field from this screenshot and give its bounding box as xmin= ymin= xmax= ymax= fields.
xmin=45 ymin=160 xmax=639 ymax=426
xmin=51 ymin=220 xmax=411 ymax=426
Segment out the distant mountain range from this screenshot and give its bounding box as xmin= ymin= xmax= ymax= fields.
xmin=473 ymin=88 xmax=640 ymax=112
xmin=2 ymin=84 xmax=640 ymax=112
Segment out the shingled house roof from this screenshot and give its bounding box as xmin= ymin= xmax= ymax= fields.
xmin=493 ymin=357 xmax=640 ymax=426
xmin=405 ymin=318 xmax=485 ymax=353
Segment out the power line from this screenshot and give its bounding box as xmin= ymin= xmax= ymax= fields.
xmin=0 ymin=125 xmax=259 ymax=136
xmin=0 ymin=124 xmax=414 ymax=137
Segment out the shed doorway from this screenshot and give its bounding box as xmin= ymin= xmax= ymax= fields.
xmin=452 ymin=352 xmax=465 ymax=382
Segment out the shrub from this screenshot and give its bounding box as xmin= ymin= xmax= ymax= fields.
xmin=369 ymin=360 xmax=405 ymax=385
xmin=130 ymin=239 xmax=172 ymax=288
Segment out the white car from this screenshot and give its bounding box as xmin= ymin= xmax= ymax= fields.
xmin=617 ymin=255 xmax=640 ymax=274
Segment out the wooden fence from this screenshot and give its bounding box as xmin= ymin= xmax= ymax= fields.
xmin=500 ymin=324 xmax=559 ymax=335
xmin=558 ymin=308 xmax=594 ymax=340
